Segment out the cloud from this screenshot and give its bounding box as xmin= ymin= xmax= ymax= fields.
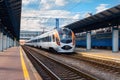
xmin=22 ymin=0 xmax=39 ymax=5
xmin=39 ymin=0 xmax=69 ymax=10
xmin=39 ymin=0 xmax=88 ymax=10
xmin=22 ymin=10 xmax=72 ymax=18
xmin=21 ymin=0 xmax=85 ymax=31
xmin=96 ymin=4 xmax=109 ymax=13
xmin=40 ymin=0 xmax=53 ymax=10
xmin=72 ymin=0 xmax=90 ymax=3
xmin=55 ymin=0 xmax=68 ymax=6
xmin=21 ymin=9 xmax=81 ymax=31
xmin=72 ymin=14 xmax=81 ymax=20
xmin=22 ymin=0 xmax=91 ymax=10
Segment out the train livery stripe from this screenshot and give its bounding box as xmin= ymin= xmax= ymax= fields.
xmin=54 ymin=30 xmax=61 ymax=45
xmin=20 ymin=47 xmax=30 ymax=80
xmin=72 ymin=31 xmax=75 ymax=45
xmin=54 ymin=30 xmax=60 ymax=40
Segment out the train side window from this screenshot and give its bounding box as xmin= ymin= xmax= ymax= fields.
xmin=43 ymin=37 xmax=46 ymax=42
xmin=38 ymin=39 xmax=41 ymax=42
xmin=45 ymin=37 xmax=48 ymax=42
xmin=41 ymin=38 xmax=43 ymax=42
xmin=46 ymin=37 xmax=47 ymax=42
xmin=50 ymin=36 xmax=52 ymax=42
xmin=47 ymin=36 xmax=49 ymax=42
xmin=47 ymin=36 xmax=49 ymax=41
xmin=48 ymin=36 xmax=51 ymax=42
xmin=46 ymin=37 xmax=48 ymax=42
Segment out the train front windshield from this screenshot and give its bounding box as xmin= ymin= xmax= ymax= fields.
xmin=58 ymin=28 xmax=72 ymax=43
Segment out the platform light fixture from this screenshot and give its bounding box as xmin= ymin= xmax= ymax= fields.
xmin=113 ymin=26 xmax=118 ymax=28
xmin=108 ymin=23 xmax=111 ymax=26
xmin=4 ymin=27 xmax=7 ymax=30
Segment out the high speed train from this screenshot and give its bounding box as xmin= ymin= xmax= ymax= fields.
xmin=25 ymin=28 xmax=75 ymax=53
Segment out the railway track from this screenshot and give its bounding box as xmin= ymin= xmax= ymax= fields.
xmin=33 ymin=47 xmax=120 ymax=75
xmin=22 ymin=46 xmax=97 ymax=80
xmin=23 ymin=46 xmax=120 ymax=80
xmin=49 ymin=53 xmax=120 ymax=79
xmin=65 ymin=54 xmax=120 ymax=74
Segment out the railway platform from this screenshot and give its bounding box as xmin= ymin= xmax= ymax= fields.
xmin=75 ymin=48 xmax=120 ymax=63
xmin=0 ymin=46 xmax=42 ymax=80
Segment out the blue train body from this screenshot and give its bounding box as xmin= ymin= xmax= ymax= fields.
xmin=76 ymin=32 xmax=120 ymax=48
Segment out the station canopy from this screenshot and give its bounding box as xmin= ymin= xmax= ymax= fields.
xmin=64 ymin=5 xmax=120 ymax=33
xmin=0 ymin=0 xmax=22 ymax=40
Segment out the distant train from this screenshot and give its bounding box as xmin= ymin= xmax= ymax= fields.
xmin=25 ymin=28 xmax=75 ymax=53
xmin=76 ymin=28 xmax=120 ymax=49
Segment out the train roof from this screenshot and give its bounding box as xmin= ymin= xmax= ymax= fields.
xmin=37 ymin=29 xmax=56 ymax=38
xmin=27 ymin=28 xmax=72 ymax=41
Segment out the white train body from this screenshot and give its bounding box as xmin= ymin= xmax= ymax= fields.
xmin=25 ymin=28 xmax=75 ymax=53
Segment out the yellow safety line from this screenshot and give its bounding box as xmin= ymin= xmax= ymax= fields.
xmin=79 ymin=52 xmax=120 ymax=63
xmin=20 ymin=47 xmax=30 ymax=80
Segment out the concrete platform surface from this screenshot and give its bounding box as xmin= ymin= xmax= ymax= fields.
xmin=0 ymin=47 xmax=42 ymax=80
xmin=75 ymin=48 xmax=120 ymax=63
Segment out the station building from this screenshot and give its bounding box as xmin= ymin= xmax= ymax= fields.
xmin=20 ymin=30 xmax=42 ymax=45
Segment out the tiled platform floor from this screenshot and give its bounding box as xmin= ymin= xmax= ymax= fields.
xmin=0 ymin=47 xmax=42 ymax=80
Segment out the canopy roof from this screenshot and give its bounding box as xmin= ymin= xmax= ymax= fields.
xmin=0 ymin=0 xmax=22 ymax=40
xmin=65 ymin=5 xmax=120 ymax=33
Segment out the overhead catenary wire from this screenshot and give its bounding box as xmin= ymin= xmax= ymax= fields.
xmin=22 ymin=1 xmax=82 ymax=31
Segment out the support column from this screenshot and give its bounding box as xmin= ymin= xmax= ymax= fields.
xmin=86 ymin=31 xmax=91 ymax=51
xmin=56 ymin=18 xmax=59 ymax=29
xmin=8 ymin=36 xmax=10 ymax=48
xmin=112 ymin=27 xmax=119 ymax=52
xmin=12 ymin=39 xmax=14 ymax=47
xmin=0 ymin=29 xmax=3 ymax=51
xmin=6 ymin=35 xmax=8 ymax=49
xmin=9 ymin=37 xmax=12 ymax=48
xmin=10 ymin=38 xmax=13 ymax=47
xmin=3 ymin=33 xmax=7 ymax=50
xmin=6 ymin=35 xmax=9 ymax=49
xmin=14 ymin=38 xmax=16 ymax=47
xmin=17 ymin=41 xmax=19 ymax=46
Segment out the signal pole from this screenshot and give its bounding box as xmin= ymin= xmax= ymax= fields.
xmin=56 ymin=18 xmax=59 ymax=29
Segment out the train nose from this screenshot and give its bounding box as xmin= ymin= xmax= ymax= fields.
xmin=61 ymin=45 xmax=72 ymax=50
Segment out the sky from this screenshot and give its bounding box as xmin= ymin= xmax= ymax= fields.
xmin=21 ymin=0 xmax=120 ymax=31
